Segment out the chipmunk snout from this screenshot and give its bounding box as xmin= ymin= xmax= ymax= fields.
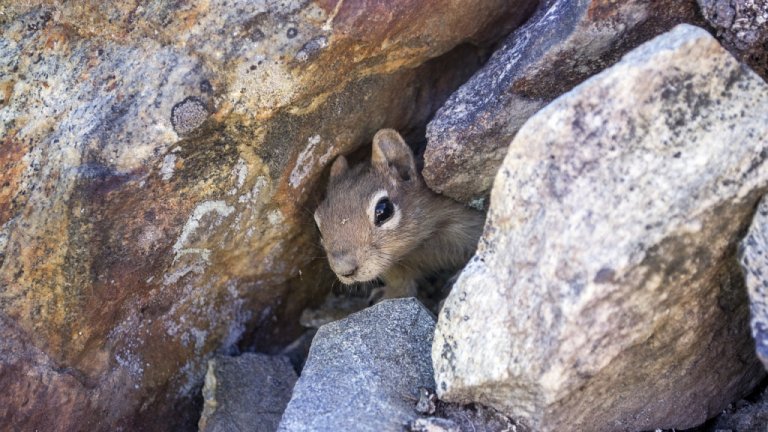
xmin=329 ymin=251 xmax=358 ymax=279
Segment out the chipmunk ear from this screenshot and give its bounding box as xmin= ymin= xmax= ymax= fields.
xmin=371 ymin=129 xmax=416 ymax=182
xmin=329 ymin=155 xmax=349 ymax=180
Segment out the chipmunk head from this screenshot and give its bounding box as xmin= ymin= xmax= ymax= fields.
xmin=314 ymin=129 xmax=431 ymax=285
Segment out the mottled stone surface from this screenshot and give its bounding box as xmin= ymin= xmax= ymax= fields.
xmin=698 ymin=0 xmax=768 ymax=79
xmin=0 ymin=1 xmax=535 ymax=430
xmin=407 ymin=417 xmax=461 ymax=432
xmin=278 ymin=298 xmax=436 ymax=432
xmin=408 ymin=388 xmax=526 ymax=432
xmin=198 ymin=353 xmax=297 ymax=432
xmin=710 ymin=388 xmax=768 ymax=432
xmin=740 ymin=196 xmax=768 ymax=369
xmin=423 ymin=0 xmax=704 ymax=204
xmin=433 ymin=25 xmax=768 ymax=432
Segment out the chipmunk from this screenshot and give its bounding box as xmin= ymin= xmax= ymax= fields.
xmin=313 ymin=129 xmax=485 ymax=300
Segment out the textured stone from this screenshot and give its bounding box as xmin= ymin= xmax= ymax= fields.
xmin=740 ymin=196 xmax=768 ymax=369
xmin=423 ymin=0 xmax=704 ymax=204
xmin=710 ymin=388 xmax=768 ymax=432
xmin=0 ymin=2 xmax=535 ymax=430
xmin=409 ymin=388 xmax=526 ymax=432
xmin=278 ymin=298 xmax=436 ymax=432
xmin=433 ymin=25 xmax=768 ymax=432
xmin=198 ymin=353 xmax=297 ymax=432
xmin=171 ymin=97 xmax=210 ymax=136
xmin=698 ymin=0 xmax=768 ymax=80
xmin=407 ymin=417 xmax=461 ymax=432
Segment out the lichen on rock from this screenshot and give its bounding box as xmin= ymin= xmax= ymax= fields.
xmin=171 ymin=97 xmax=210 ymax=136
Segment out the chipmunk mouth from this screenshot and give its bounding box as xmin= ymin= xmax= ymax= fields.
xmin=337 ymin=274 xmax=355 ymax=284
xmin=338 ymin=276 xmax=369 ymax=285
xmin=336 ymin=270 xmax=378 ymax=285
xmin=329 ymin=256 xmax=382 ymax=284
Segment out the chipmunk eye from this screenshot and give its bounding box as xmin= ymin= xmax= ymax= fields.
xmin=374 ymin=197 xmax=394 ymax=226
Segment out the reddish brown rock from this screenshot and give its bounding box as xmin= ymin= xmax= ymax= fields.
xmin=423 ymin=0 xmax=705 ymax=205
xmin=0 ymin=1 xmax=536 ymax=430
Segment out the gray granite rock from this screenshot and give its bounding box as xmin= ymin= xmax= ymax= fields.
xmin=698 ymin=0 xmax=768 ymax=80
xmin=278 ymin=298 xmax=436 ymax=432
xmin=433 ymin=24 xmax=768 ymax=432
xmin=423 ymin=0 xmax=704 ymax=204
xmin=407 ymin=417 xmax=461 ymax=432
xmin=710 ymin=388 xmax=768 ymax=432
xmin=199 ymin=353 xmax=297 ymax=432
xmin=740 ymin=196 xmax=768 ymax=370
xmin=408 ymin=388 xmax=526 ymax=432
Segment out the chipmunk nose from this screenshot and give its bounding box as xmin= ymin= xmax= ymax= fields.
xmin=330 ymin=252 xmax=358 ymax=278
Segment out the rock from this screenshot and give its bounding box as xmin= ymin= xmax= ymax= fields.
xmin=278 ymin=298 xmax=436 ymax=432
xmin=416 ymin=387 xmax=439 ymax=415
xmin=698 ymin=0 xmax=768 ymax=80
xmin=0 ymin=2 xmax=535 ymax=429
xmin=278 ymin=329 xmax=317 ymax=374
xmin=740 ymin=196 xmax=768 ymax=369
xmin=423 ymin=0 xmax=705 ymax=204
xmin=710 ymin=388 xmax=768 ymax=432
xmin=0 ymin=314 xmax=94 ymax=429
xmin=198 ymin=353 xmax=297 ymax=432
xmin=407 ymin=417 xmax=461 ymax=432
xmin=171 ymin=97 xmax=210 ymax=136
xmin=433 ymin=24 xmax=768 ymax=432
xmin=409 ymin=388 xmax=526 ymax=432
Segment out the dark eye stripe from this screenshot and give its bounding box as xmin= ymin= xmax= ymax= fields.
xmin=374 ymin=197 xmax=394 ymax=226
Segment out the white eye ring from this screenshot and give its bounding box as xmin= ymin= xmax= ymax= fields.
xmin=368 ymin=189 xmax=400 ymax=229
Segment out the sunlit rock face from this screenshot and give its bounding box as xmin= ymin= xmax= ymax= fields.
xmin=0 ymin=1 xmax=538 ymax=430
xmin=433 ymin=24 xmax=768 ymax=432
xmin=422 ymin=0 xmax=706 ymax=205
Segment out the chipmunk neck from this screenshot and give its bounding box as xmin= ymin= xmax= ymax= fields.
xmin=389 ymin=194 xmax=485 ymax=281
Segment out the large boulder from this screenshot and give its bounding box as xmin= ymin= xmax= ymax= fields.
xmin=433 ymin=24 xmax=768 ymax=432
xmin=0 ymin=2 xmax=537 ymax=430
xmin=198 ymin=353 xmax=297 ymax=432
xmin=278 ymin=298 xmax=436 ymax=432
xmin=422 ymin=0 xmax=705 ymax=205
xmin=740 ymin=196 xmax=768 ymax=369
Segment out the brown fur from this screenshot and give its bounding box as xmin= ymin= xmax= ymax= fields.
xmin=314 ymin=129 xmax=485 ymax=298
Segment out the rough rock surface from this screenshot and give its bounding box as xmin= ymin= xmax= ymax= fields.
xmin=423 ymin=0 xmax=705 ymax=205
xmin=740 ymin=196 xmax=768 ymax=369
xmin=408 ymin=388 xmax=527 ymax=432
xmin=198 ymin=353 xmax=297 ymax=432
xmin=278 ymin=298 xmax=436 ymax=432
xmin=698 ymin=0 xmax=768 ymax=79
xmin=710 ymin=388 xmax=768 ymax=432
xmin=433 ymin=24 xmax=768 ymax=432
xmin=0 ymin=1 xmax=537 ymax=430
